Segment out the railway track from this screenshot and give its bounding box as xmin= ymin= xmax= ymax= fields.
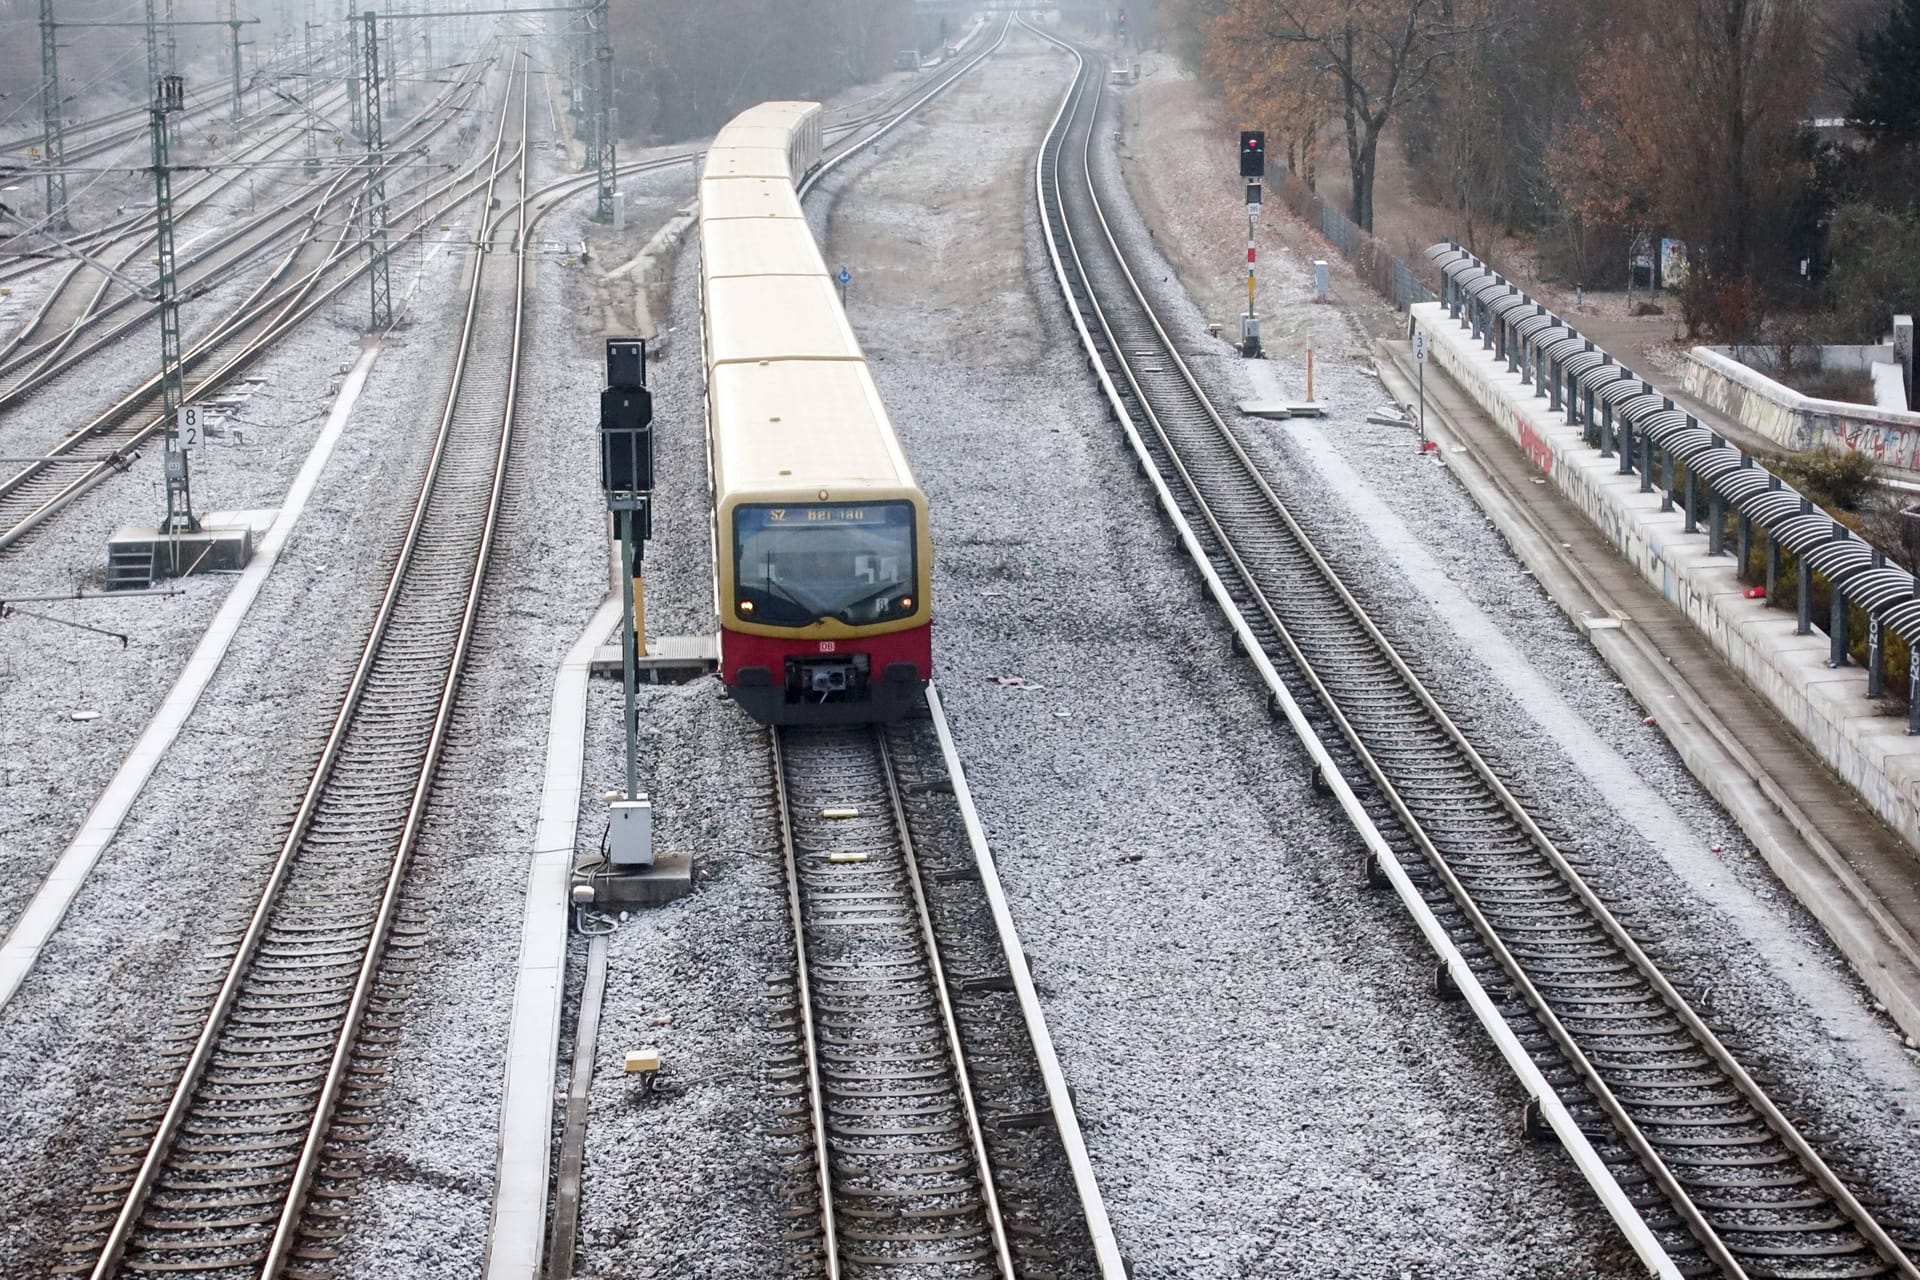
xmin=53 ymin=53 xmax=535 ymax=1280
xmin=1028 ymin=19 xmax=1920 ymax=1280
xmin=771 ymin=725 xmax=1014 ymax=1277
xmin=0 ymin=9 xmax=1018 ymax=560
xmin=0 ymin=80 xmax=444 ymax=404
xmin=0 ymin=37 xmax=361 ymax=281
xmin=769 ymin=719 xmax=1111 ymax=1279
xmin=0 ymin=56 xmax=519 ymax=555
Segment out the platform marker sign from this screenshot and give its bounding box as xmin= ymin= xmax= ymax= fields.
xmin=1413 ymin=333 xmax=1429 ymax=452
xmin=837 ymin=266 xmax=852 ymax=305
xmin=177 ymin=405 xmax=203 ymax=454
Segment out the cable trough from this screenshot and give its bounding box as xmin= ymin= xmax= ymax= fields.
xmin=53 ymin=55 xmax=535 ymax=1280
xmin=1026 ymin=18 xmax=1919 ymax=1280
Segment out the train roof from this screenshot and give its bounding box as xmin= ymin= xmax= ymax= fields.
xmin=705 ymin=276 xmax=860 ymax=365
xmin=713 ymin=101 xmax=819 ymax=140
xmin=698 ymin=175 xmax=804 ymax=222
xmin=710 ymin=360 xmax=918 ymax=501
xmin=702 ymin=146 xmax=796 ymax=180
xmin=701 ymin=218 xmax=829 ymax=280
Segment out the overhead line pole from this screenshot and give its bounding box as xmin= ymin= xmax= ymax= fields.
xmin=229 ymin=0 xmax=244 ymax=122
xmin=149 ymin=74 xmax=197 ymax=544
xmin=349 ymin=0 xmax=364 ymax=138
xmin=588 ymin=0 xmax=612 ymax=221
xmin=361 ymin=9 xmax=391 ymax=330
xmin=37 ymin=0 xmax=67 ymax=227
xmin=144 ymin=0 xmax=162 ymax=102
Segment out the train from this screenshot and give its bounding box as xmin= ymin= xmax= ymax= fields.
xmin=698 ymin=101 xmax=933 ymax=726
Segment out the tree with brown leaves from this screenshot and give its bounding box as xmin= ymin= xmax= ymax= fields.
xmin=1547 ymin=0 xmax=1818 ymax=281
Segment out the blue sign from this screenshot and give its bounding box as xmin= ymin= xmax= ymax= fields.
xmin=837 ymin=267 xmax=852 ymax=285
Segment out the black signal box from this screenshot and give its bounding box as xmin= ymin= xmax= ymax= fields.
xmin=600 ymin=337 xmax=654 ymax=505
xmin=606 ymin=337 xmax=647 ymax=390
xmin=601 ymin=386 xmax=653 ymax=494
xmin=1239 ymin=130 xmax=1265 ymax=179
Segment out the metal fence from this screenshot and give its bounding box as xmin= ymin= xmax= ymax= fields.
xmin=1275 ymin=172 xmax=1438 ymax=312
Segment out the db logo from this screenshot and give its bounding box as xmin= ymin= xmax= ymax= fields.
xmin=818 ymin=641 xmax=837 ymax=653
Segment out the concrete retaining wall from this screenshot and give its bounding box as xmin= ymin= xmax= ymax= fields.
xmin=1683 ymin=345 xmax=1920 ymax=467
xmin=1413 ymin=302 xmax=1920 ymax=852
xmin=1708 ymin=343 xmax=1896 ymax=376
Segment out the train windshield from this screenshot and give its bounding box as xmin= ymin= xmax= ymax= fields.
xmin=733 ymin=501 xmax=918 ymax=628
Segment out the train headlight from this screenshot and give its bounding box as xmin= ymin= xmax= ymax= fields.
xmin=738 ymin=599 xmax=754 ymax=614
xmin=897 ymin=595 xmax=913 ymax=612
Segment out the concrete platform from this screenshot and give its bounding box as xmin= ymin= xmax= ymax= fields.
xmin=572 ymin=852 xmax=693 ymax=908
xmin=1378 ymin=335 xmax=1920 ymax=1046
xmin=589 ymin=631 xmax=717 ymax=681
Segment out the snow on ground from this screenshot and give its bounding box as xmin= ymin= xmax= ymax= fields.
xmin=0 ymin=61 xmax=545 ymax=1275
xmin=1110 ymin=28 xmax=1920 ymax=1228
xmin=807 ymin=23 xmax=1628 ymax=1277
xmin=0 ymin=67 xmax=502 ymax=939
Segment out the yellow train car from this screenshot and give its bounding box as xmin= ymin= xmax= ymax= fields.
xmin=699 ymin=102 xmax=932 ymax=724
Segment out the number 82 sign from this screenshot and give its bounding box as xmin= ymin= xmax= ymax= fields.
xmin=177 ymin=405 xmax=203 ymax=454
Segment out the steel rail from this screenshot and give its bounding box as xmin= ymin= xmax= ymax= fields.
xmin=74 ymin=56 xmax=531 ymax=1280
xmin=770 ymin=726 xmax=1015 ymax=1279
xmin=922 ymin=683 xmax=1127 ymax=1278
xmin=0 ymin=56 xmax=556 ymax=552
xmin=768 ymin=728 xmax=842 ymax=1279
xmin=0 ymin=37 xmax=369 ymax=283
xmin=875 ymin=729 xmax=1016 ymax=1279
xmin=0 ymin=81 xmax=408 ymax=395
xmin=1026 ymin=17 xmax=1918 ymax=1280
xmin=0 ymin=87 xmax=350 ymax=300
xmin=1 ymin=54 xmax=808 ymax=555
xmin=798 ymin=9 xmax=1011 ymax=200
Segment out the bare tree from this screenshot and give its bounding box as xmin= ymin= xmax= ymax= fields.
xmin=1209 ymin=0 xmax=1478 ymax=231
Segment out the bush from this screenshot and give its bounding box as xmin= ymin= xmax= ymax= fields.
xmin=1679 ymin=271 xmax=1767 ymax=342
xmin=1827 ymin=202 xmax=1920 ymax=341
xmin=1776 ymin=447 xmax=1880 ymax=511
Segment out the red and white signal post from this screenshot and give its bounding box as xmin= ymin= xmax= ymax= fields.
xmin=1239 ymin=129 xmax=1264 ymax=358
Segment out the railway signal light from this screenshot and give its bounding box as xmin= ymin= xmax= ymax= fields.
xmin=1240 ymin=130 xmax=1265 ymax=179
xmin=600 ymin=337 xmax=654 ymax=517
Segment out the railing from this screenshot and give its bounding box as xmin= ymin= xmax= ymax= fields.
xmin=1275 ymin=170 xmax=1437 ymax=312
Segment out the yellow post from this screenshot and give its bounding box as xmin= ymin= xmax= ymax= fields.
xmin=1306 ymin=336 xmax=1315 ymax=401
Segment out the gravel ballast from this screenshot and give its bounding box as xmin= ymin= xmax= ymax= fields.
xmin=803 ymin=24 xmax=1634 ymax=1277
xmin=1104 ymin=25 xmax=1920 ymax=1241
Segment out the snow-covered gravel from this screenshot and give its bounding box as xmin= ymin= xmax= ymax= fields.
xmin=0 ymin=61 xmax=501 ymax=938
xmin=800 ymin=23 xmax=1634 ymax=1277
xmin=1108 ymin=31 xmax=1920 ymax=1235
xmin=0 ymin=58 xmax=593 ymax=1276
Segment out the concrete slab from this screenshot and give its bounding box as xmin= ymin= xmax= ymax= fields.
xmin=573 ymin=851 xmax=693 ymax=908
xmin=1378 ymin=335 xmax=1920 ymax=1047
xmin=484 ymin=595 xmax=620 ymax=1280
xmin=0 ymin=341 xmax=383 ymax=1012
xmin=1237 ymin=400 xmax=1293 ymax=420
xmin=589 ymin=631 xmax=717 ymax=679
